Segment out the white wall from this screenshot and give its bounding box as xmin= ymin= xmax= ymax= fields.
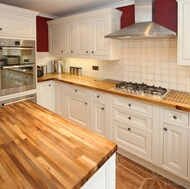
xmin=37 ymin=38 xmax=190 ymax=92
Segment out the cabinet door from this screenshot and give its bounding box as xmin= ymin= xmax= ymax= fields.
xmin=48 ymin=24 xmax=65 ymax=55
xmin=0 ymin=12 xmax=36 ymax=38
xmin=37 ymin=81 xmax=54 ymax=112
xmin=67 ymin=94 xmax=90 ymax=129
xmin=112 ymin=120 xmax=152 ymax=160
xmin=91 ymin=101 xmax=105 ymax=136
xmin=65 ymin=22 xmax=76 ymax=56
xmin=91 ymin=15 xmax=109 ymax=57
xmin=177 ymin=0 xmax=190 ymax=65
xmin=54 ymin=82 xmax=66 ymax=117
xmin=76 ymin=19 xmax=91 ymax=56
xmin=162 ymin=123 xmax=188 ymax=177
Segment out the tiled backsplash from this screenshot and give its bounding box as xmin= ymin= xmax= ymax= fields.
xmin=37 ymin=39 xmax=190 ymax=92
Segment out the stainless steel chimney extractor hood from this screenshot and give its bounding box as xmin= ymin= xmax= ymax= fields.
xmin=105 ymin=0 xmax=176 ymax=39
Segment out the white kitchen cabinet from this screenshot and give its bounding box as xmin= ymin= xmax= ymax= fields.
xmin=66 ymin=85 xmax=91 ymax=129
xmin=54 ymin=81 xmax=67 ymax=117
xmin=177 ymin=0 xmax=190 ymax=65
xmin=160 ymin=108 xmax=189 ymax=178
xmin=91 ymin=91 xmax=111 ymax=137
xmin=111 ymin=95 xmax=155 ymax=162
xmin=37 ymin=81 xmax=54 ymax=112
xmin=76 ymin=13 xmax=120 ymax=60
xmin=0 ymin=3 xmax=37 ymax=39
xmin=48 ymin=24 xmax=65 ymax=55
xmin=65 ymin=21 xmax=76 ymax=56
xmin=48 ymin=7 xmax=122 ymax=60
xmin=81 ymin=153 xmax=116 ymax=189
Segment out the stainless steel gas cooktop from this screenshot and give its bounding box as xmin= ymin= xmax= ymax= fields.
xmin=113 ymin=81 xmax=169 ymax=99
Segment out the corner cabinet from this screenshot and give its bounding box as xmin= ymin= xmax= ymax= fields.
xmin=177 ymin=0 xmax=190 ymax=65
xmin=48 ymin=24 xmax=65 ymax=55
xmin=37 ymin=81 xmax=54 ymax=112
xmin=0 ymin=3 xmax=38 ymax=39
xmin=48 ymin=8 xmax=122 ymax=60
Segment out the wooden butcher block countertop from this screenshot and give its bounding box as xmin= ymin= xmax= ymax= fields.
xmin=38 ymin=73 xmax=190 ymax=112
xmin=0 ymin=101 xmax=117 ymax=189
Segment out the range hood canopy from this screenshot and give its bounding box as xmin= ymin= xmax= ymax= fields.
xmin=105 ymin=0 xmax=176 ymax=39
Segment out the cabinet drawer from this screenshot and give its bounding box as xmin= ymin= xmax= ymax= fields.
xmin=67 ymin=85 xmax=91 ymax=98
xmin=112 ymin=96 xmax=153 ymax=115
xmin=112 ymin=120 xmax=152 ymax=160
xmin=112 ymin=108 xmax=152 ymax=130
xmin=163 ymin=108 xmax=189 ymax=125
xmin=92 ymin=91 xmax=106 ymax=102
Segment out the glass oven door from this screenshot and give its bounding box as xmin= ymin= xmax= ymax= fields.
xmin=0 ymin=64 xmax=36 ymax=96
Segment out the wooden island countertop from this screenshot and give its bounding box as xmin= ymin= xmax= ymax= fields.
xmin=0 ymin=101 xmax=117 ymax=189
xmin=38 ymin=73 xmax=190 ymax=112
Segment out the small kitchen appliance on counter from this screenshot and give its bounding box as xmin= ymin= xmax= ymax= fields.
xmin=54 ymin=60 xmax=64 ymax=73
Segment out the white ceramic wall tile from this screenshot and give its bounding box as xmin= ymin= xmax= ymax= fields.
xmin=37 ymin=38 xmax=190 ymax=92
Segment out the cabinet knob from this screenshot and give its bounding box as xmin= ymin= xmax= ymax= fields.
xmin=164 ymin=127 xmax=168 ymax=131
xmin=71 ymin=51 xmax=73 ymax=53
xmin=92 ymin=51 xmax=94 ymax=53
xmin=61 ymin=50 xmax=63 ymax=53
xmin=85 ymin=102 xmax=87 ymax=105
xmin=86 ymin=51 xmax=88 ymax=53
xmin=0 ymin=28 xmax=2 ymax=31
xmin=102 ymin=107 xmax=104 ymax=110
xmin=128 ymin=104 xmax=131 ymax=107
xmin=128 ymin=128 xmax=131 ymax=131
xmin=75 ymin=89 xmax=77 ymax=92
xmin=97 ymin=95 xmax=100 ymax=98
xmin=128 ymin=117 xmax=131 ymax=120
xmin=49 ymin=84 xmax=51 ymax=86
xmin=173 ymin=115 xmax=177 ymax=119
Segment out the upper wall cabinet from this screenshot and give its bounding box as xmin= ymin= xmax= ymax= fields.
xmin=177 ymin=0 xmax=190 ymax=65
xmin=47 ymin=8 xmax=122 ymax=60
xmin=0 ymin=3 xmax=38 ymax=39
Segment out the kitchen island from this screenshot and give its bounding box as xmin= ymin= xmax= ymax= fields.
xmin=0 ymin=100 xmax=117 ymax=189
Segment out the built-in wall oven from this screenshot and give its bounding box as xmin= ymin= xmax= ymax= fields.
xmin=0 ymin=39 xmax=36 ymax=96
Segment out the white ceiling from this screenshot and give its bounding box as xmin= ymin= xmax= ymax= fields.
xmin=0 ymin=0 xmax=134 ymax=18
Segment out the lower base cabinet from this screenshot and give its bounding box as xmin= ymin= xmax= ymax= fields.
xmin=161 ymin=108 xmax=189 ymax=179
xmin=162 ymin=123 xmax=188 ymax=177
xmin=54 ymin=81 xmax=67 ymax=117
xmin=81 ymin=153 xmax=116 ymax=189
xmin=37 ymin=81 xmax=54 ymax=112
xmin=37 ymin=80 xmax=190 ymax=184
xmin=66 ymin=85 xmax=91 ymax=129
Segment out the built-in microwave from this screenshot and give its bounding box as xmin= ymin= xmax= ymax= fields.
xmin=0 ymin=39 xmax=36 ymax=96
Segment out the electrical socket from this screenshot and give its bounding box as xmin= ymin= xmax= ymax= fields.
xmin=92 ymin=66 xmax=99 ymax=71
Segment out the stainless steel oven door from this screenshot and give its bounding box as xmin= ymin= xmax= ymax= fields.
xmin=0 ymin=64 xmax=36 ymax=96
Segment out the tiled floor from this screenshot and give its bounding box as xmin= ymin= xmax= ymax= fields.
xmin=116 ymin=153 xmax=186 ymax=189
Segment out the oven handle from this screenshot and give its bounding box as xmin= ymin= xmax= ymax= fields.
xmin=1 ymin=64 xmax=34 ymax=69
xmin=2 ymin=47 xmax=34 ymax=50
xmin=2 ymin=96 xmax=35 ymax=106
